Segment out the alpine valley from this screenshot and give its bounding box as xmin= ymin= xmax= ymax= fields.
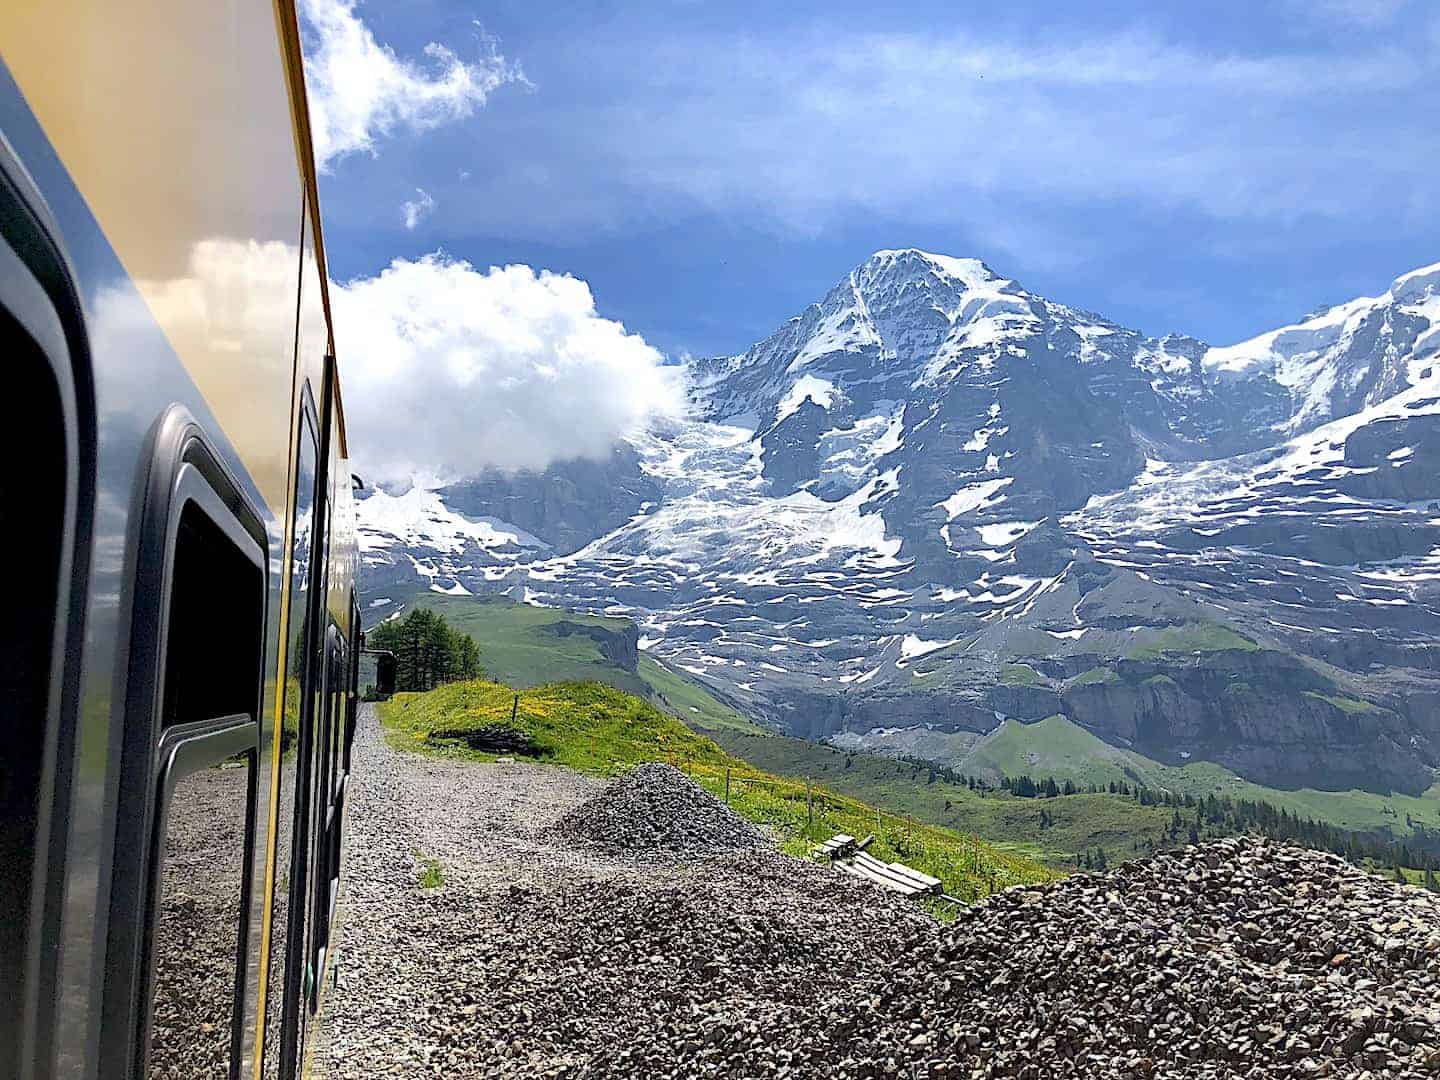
xmin=358 ymin=250 xmax=1440 ymax=802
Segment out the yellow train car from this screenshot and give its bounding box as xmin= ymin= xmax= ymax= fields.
xmin=0 ymin=3 xmax=375 ymax=1077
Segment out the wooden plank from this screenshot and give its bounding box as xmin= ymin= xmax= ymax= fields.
xmin=845 ymin=851 xmax=941 ymax=893
xmin=851 ymin=852 xmax=941 ymax=896
xmin=884 ymin=862 xmax=942 ymax=891
xmin=833 ymin=858 xmax=925 ymax=895
xmin=847 ymin=853 xmax=931 ymax=895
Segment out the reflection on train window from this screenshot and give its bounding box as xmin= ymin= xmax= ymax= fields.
xmin=267 ymin=410 xmax=318 ymax=1075
xmin=148 ymin=751 xmax=253 ymax=1078
xmin=163 ymin=502 xmax=263 ymax=728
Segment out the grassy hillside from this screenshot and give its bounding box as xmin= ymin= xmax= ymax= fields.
xmin=403 ymin=594 xmax=646 ymax=692
xmin=378 ymin=679 xmax=1058 ymax=901
xmin=940 ymin=714 xmax=1440 ymax=840
xmin=384 ymin=593 xmax=762 ymax=733
xmin=375 ymin=593 xmax=1440 ymax=859
xmin=711 ymin=728 xmax=1174 ymax=868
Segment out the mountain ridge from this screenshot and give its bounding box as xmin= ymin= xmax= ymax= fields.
xmin=358 ymin=248 xmax=1440 ymax=797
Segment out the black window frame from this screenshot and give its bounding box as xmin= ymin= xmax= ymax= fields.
xmin=308 ymin=622 xmax=344 ymax=1010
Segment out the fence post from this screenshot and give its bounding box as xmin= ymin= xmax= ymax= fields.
xmin=511 ymin=693 xmax=519 ymax=724
xmin=806 ymin=781 xmax=813 ymax=825
xmin=724 ymin=768 xmax=731 ymax=805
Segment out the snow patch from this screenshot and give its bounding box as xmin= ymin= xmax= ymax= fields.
xmin=939 ymin=477 xmax=1012 ymax=520
xmin=776 ymin=375 xmax=837 ymax=421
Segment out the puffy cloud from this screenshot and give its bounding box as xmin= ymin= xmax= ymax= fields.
xmin=332 ymin=255 xmax=686 ymax=482
xmin=410 ymin=21 xmax=1434 ymax=248
xmin=299 ymin=0 xmax=524 ymax=170
xmin=401 ymin=188 xmax=435 ymax=230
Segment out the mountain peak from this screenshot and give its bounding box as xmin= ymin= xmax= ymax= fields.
xmin=862 ymin=248 xmax=1001 ymax=288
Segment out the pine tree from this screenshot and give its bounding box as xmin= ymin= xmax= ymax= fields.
xmin=367 ymin=608 xmax=483 ymax=692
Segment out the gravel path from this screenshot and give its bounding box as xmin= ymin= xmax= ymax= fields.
xmin=321 ymin=706 xmax=927 ymax=1078
xmin=323 ymin=706 xmax=1440 ymax=1079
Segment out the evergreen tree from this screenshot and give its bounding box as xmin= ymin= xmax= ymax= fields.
xmin=367 ymin=608 xmax=483 ymax=692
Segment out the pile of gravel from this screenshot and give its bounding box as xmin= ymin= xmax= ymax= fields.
xmin=546 ymin=762 xmax=767 ymax=855
xmin=539 ymin=838 xmax=1440 ymax=1079
xmin=880 ymin=836 xmax=1440 ymax=1079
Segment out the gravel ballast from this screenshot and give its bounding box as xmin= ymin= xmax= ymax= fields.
xmin=323 ymin=706 xmax=1440 ymax=1079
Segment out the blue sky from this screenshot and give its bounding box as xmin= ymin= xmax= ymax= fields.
xmin=311 ymin=0 xmax=1440 ymax=362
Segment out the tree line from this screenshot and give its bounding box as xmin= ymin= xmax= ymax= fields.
xmin=367 ymin=608 xmax=482 ymax=692
xmin=875 ymin=752 xmax=1440 ymax=886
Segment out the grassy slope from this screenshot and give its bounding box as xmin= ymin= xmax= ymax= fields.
xmin=1125 ymin=624 xmax=1260 ymax=660
xmin=637 ymin=654 xmax=760 ymax=733
xmin=394 ymin=594 xmax=762 ymax=733
xmin=409 ymin=594 xmax=649 ymax=693
xmin=947 ymin=714 xmax=1440 ymax=839
xmin=378 ymin=679 xmax=1058 ymax=900
xmin=712 ymin=728 xmax=1173 ymax=868
xmin=382 ymin=594 xmax=1439 ymax=848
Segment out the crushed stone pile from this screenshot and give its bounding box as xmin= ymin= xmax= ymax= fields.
xmin=508 ymin=838 xmax=1440 ymax=1079
xmin=546 ymin=762 xmax=767 ymax=855
xmin=872 ymin=836 xmax=1440 ymax=1079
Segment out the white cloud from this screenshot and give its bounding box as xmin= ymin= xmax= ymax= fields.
xmin=420 ymin=23 xmax=1435 ymax=249
xmin=401 ymin=188 xmax=435 ymax=229
xmin=332 ymin=255 xmax=686 ymax=481
xmin=299 ymin=0 xmax=524 ymax=170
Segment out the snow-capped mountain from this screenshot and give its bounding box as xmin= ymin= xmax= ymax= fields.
xmin=358 ymin=250 xmax=1440 ymax=796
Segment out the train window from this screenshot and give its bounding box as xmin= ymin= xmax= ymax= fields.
xmin=142 ymin=456 xmax=266 ymax=1079
xmin=147 ymin=745 xmax=256 ymax=1079
xmin=104 ymin=410 xmax=266 ymax=1080
xmin=308 ymin=626 xmax=345 ymax=999
xmin=163 ymin=502 xmax=264 ymax=727
xmin=345 ymin=593 xmax=361 ymax=774
xmin=331 ymin=635 xmax=345 ymax=796
xmin=268 ymin=398 xmax=319 ymax=1078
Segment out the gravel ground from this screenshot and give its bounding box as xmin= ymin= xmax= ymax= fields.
xmin=323 ymin=706 xmax=1440 ymax=1079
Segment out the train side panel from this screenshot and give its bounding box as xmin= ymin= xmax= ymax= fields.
xmin=0 ymin=3 xmax=355 ymax=1078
